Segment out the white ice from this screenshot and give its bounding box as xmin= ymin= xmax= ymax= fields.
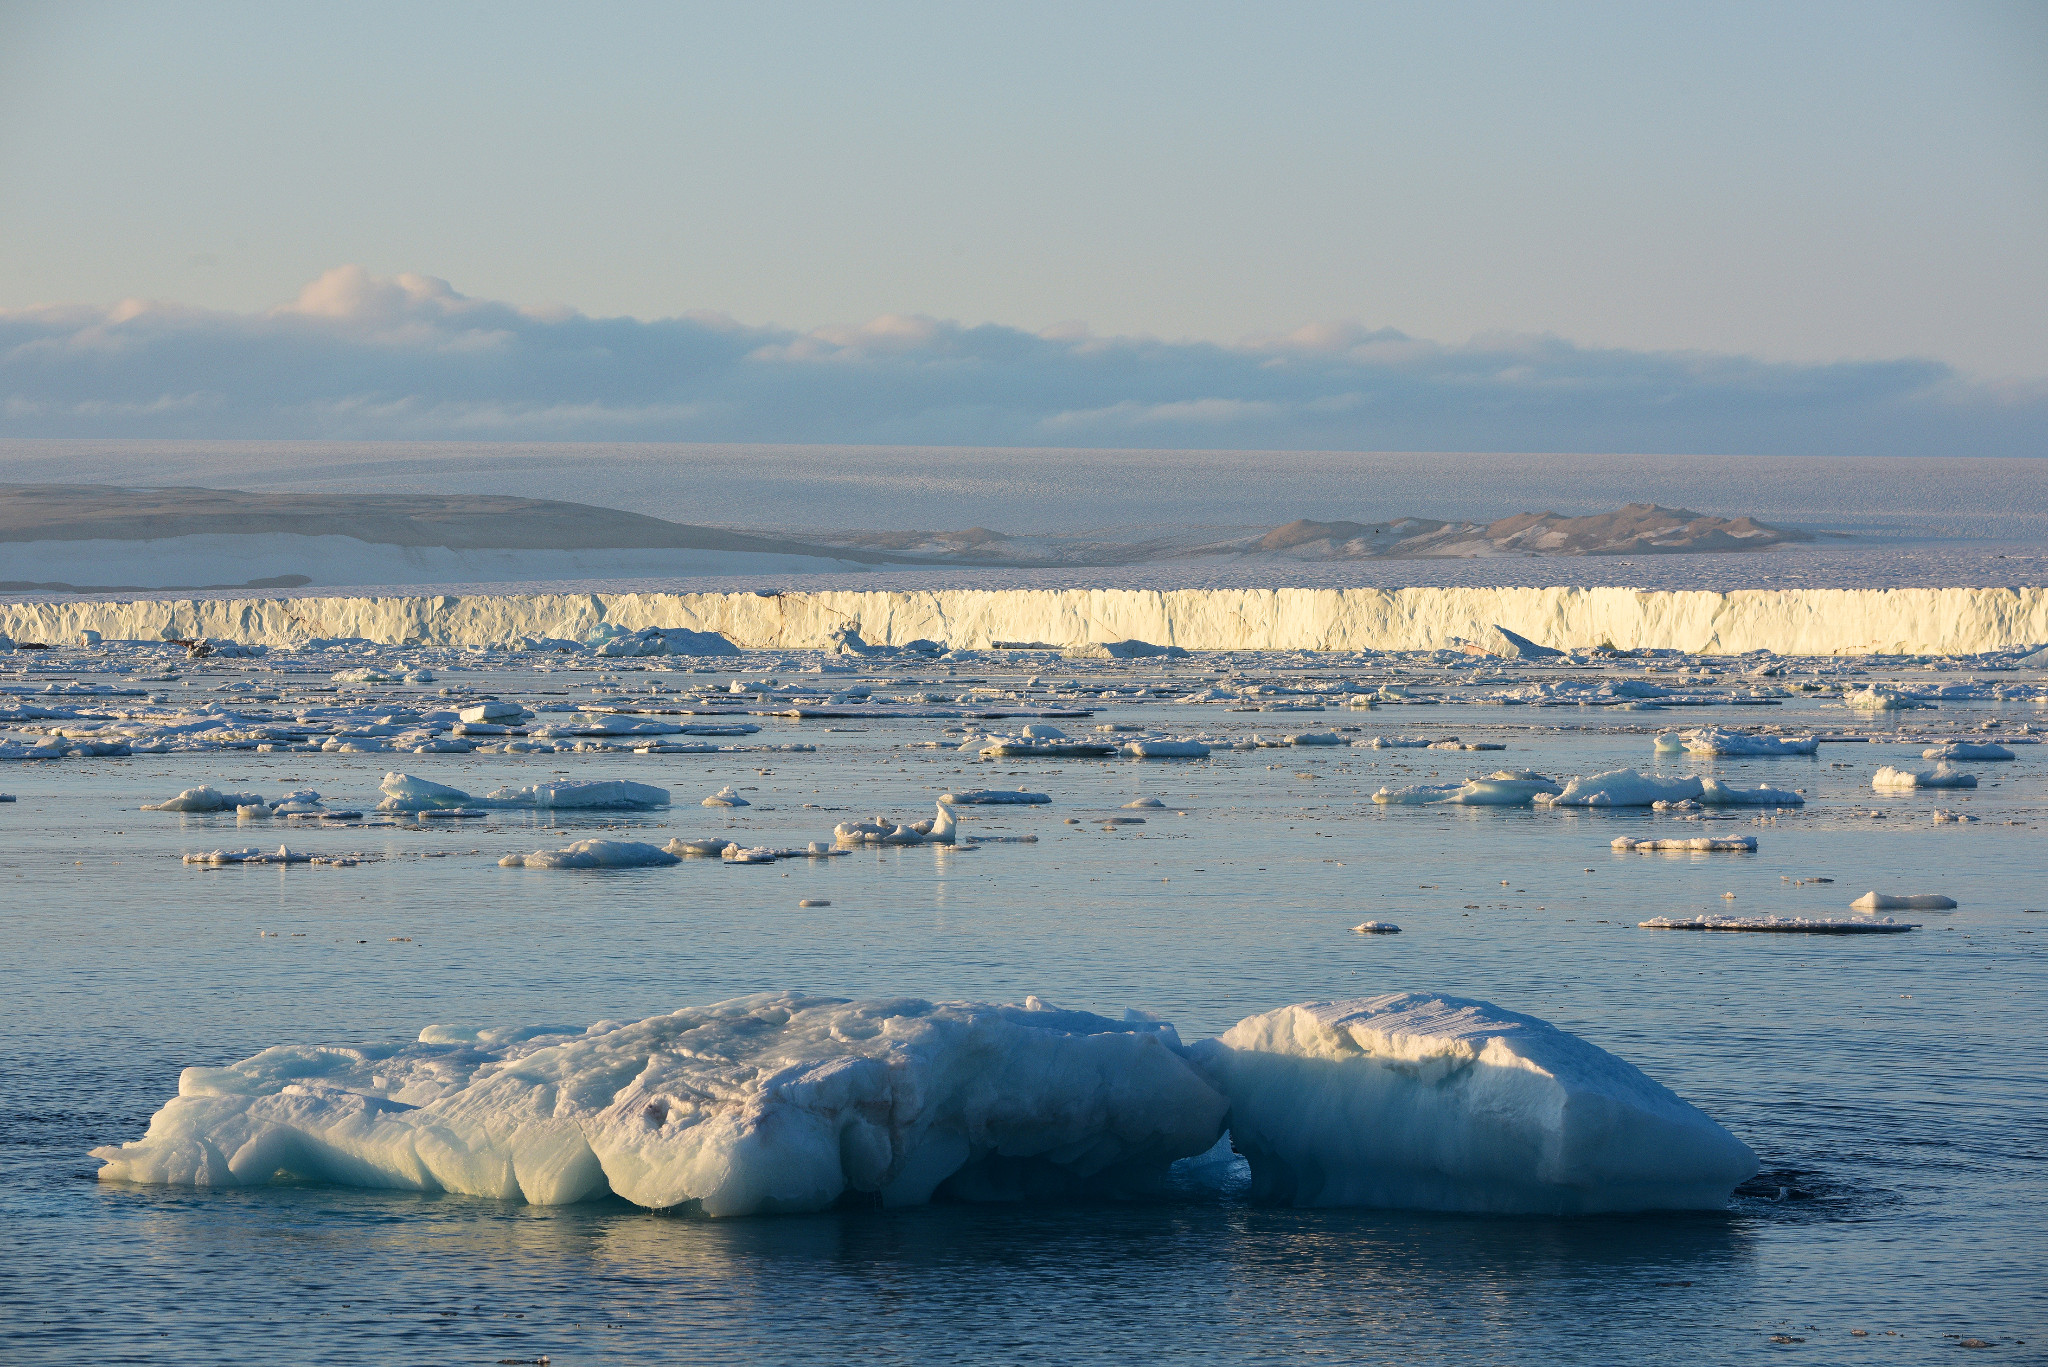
xmin=1696 ymin=778 xmax=1805 ymax=806
xmin=1922 ymin=743 xmax=2015 ymax=761
xmin=480 ymin=779 xmax=672 ymax=809
xmin=1641 ymin=915 xmax=1917 ymax=934
xmin=1184 ymin=994 xmax=1757 ymax=1214
xmin=1611 ymin=835 xmax=1758 ymax=852
xmin=1850 ymin=891 xmax=1957 ymax=910
xmin=1668 ymin=728 xmax=1819 ymax=756
xmin=1535 ymin=769 xmax=1706 ymax=808
xmin=499 ymin=839 xmax=681 ymax=870
xmin=702 ymin=786 xmax=750 ymax=807
xmin=1872 ymin=764 xmax=1978 ymax=790
xmin=377 ymin=772 xmax=474 ymax=810
xmin=143 ymin=785 xmax=270 ymax=813
xmin=91 ymin=993 xmax=1227 ymax=1216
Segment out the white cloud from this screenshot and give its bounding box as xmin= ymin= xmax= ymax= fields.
xmin=0 ymin=266 xmax=2038 ymax=456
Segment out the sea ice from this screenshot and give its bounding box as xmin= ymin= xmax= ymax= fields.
xmin=1674 ymin=729 xmax=1819 ymax=757
xmin=1696 ymin=778 xmax=1804 ymax=806
xmin=481 ymin=780 xmax=672 ymax=809
xmin=1186 ymin=994 xmax=1757 ymax=1213
xmin=144 ymin=786 xmax=268 ymax=813
xmin=499 ymin=839 xmax=680 ymax=870
xmin=1372 ymin=783 xmax=1464 ymax=805
xmin=1922 ymin=743 xmax=2015 ymax=761
xmin=90 ymin=994 xmax=1228 ymax=1215
xmin=702 ymin=786 xmax=750 ymax=807
xmin=1871 ymin=764 xmax=1977 ymax=790
xmin=940 ymin=789 xmax=1052 ymax=805
xmin=1611 ymin=835 xmax=1758 ymax=852
xmin=1535 ymin=770 xmax=1706 ymax=807
xmin=377 ymin=772 xmax=474 ymax=810
xmin=1121 ymin=739 xmax=1211 ymax=758
xmin=1850 ymin=891 xmax=1957 ymax=910
xmin=1640 ymin=915 xmax=1917 ymax=934
xmin=1350 ymin=922 xmax=1402 ymax=933
xmin=1440 ymin=772 xmax=1562 ymax=805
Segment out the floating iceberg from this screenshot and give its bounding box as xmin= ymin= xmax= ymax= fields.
xmin=1696 ymin=778 xmax=1804 ymax=807
xmin=144 ymin=785 xmax=268 ymax=813
xmin=1371 ymin=783 xmax=1463 ymax=805
xmin=92 ymin=994 xmax=1227 ymax=1216
xmin=481 ymin=780 xmax=672 ymax=809
xmin=1061 ymin=639 xmax=1187 ymax=660
xmin=1641 ymin=915 xmax=1917 ymax=934
xmin=702 ymin=786 xmax=749 ymax=807
xmin=1536 ymin=769 xmax=1705 ymax=808
xmin=1440 ymin=772 xmax=1562 ymax=806
xmin=1611 ymin=835 xmax=1758 ymax=852
xmin=377 ymin=772 xmax=474 ymax=810
xmin=1121 ymin=738 xmax=1211 ymax=758
xmin=1850 ymin=891 xmax=1957 ymax=910
xmin=592 ymin=625 xmax=740 ymax=658
xmin=1350 ymin=922 xmax=1402 ymax=934
xmin=1185 ymin=994 xmax=1757 ymax=1213
xmin=940 ymin=789 xmax=1051 ymax=805
xmin=1922 ymin=743 xmax=2014 ymax=761
xmin=499 ymin=839 xmax=680 ymax=870
xmin=1675 ymin=729 xmax=1819 ymax=757
xmin=1872 ymin=764 xmax=1977 ymax=790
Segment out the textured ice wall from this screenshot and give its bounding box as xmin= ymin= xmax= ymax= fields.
xmin=6 ymin=585 xmax=2046 ymax=655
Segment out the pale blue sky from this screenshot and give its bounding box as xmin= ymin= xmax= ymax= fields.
xmin=4 ymin=0 xmax=2044 ymax=381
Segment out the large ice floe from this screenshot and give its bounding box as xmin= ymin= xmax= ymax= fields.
xmin=1534 ymin=769 xmax=1802 ymax=808
xmin=374 ymin=772 xmax=671 ymax=810
xmin=499 ymin=839 xmax=681 ymax=870
xmin=1657 ymin=728 xmax=1819 ymax=757
xmin=94 ymin=991 xmax=1757 ymax=1217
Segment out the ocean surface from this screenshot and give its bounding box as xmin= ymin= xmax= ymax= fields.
xmin=2 ymin=654 xmax=2043 ymax=1364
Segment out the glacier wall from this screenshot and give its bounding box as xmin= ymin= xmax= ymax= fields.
xmin=3 ymin=585 xmax=2044 ymax=656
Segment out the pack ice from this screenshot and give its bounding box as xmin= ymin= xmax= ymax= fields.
xmin=95 ymin=991 xmax=1756 ymax=1217
xmin=1186 ymin=995 xmax=1757 ymax=1214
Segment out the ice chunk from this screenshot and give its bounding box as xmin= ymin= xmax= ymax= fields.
xmin=593 ymin=626 xmax=740 ymax=658
xmin=940 ymin=789 xmax=1052 ymax=805
xmin=663 ymin=838 xmax=729 ymax=857
xmin=1872 ymin=764 xmax=1977 ymax=790
xmin=481 ymin=780 xmax=672 ymax=809
xmin=1121 ymin=739 xmax=1211 ymax=758
xmin=377 ymin=772 xmax=475 ymax=810
xmin=1186 ymin=994 xmax=1756 ymax=1213
xmin=90 ymin=995 xmax=1227 ymax=1215
xmin=1371 ymin=783 xmax=1463 ymax=804
xmin=701 ymin=786 xmax=750 ymax=807
xmin=1611 ymin=835 xmax=1758 ymax=852
xmin=1350 ymin=922 xmax=1402 ymax=934
xmin=1536 ymin=769 xmax=1705 ymax=807
xmin=1440 ymin=773 xmax=1562 ymax=806
xmin=1922 ymin=743 xmax=2014 ymax=761
xmin=1850 ymin=891 xmax=1957 ymax=910
xmin=1679 ymin=729 xmax=1819 ymax=756
xmin=1123 ymin=797 xmax=1166 ymax=808
xmin=459 ymin=701 xmax=526 ymax=723
xmin=499 ymin=839 xmax=680 ymax=870
xmin=182 ymin=846 xmax=313 ymax=865
xmin=1696 ymin=778 xmax=1804 ymax=806
xmin=1287 ymin=732 xmax=1343 ymax=746
xmin=143 ymin=786 xmax=268 ymax=813
xmin=1641 ymin=915 xmax=1917 ymax=934
xmin=1061 ymin=639 xmax=1187 ymax=659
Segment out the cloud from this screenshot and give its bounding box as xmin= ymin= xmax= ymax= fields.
xmin=0 ymin=266 xmax=2040 ymax=456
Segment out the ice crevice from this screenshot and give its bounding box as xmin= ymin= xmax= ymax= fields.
xmin=93 ymin=990 xmax=1757 ymax=1218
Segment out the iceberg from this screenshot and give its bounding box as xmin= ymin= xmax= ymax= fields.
xmin=1371 ymin=783 xmax=1463 ymax=805
xmin=1611 ymin=835 xmax=1758 ymax=852
xmin=1677 ymin=729 xmax=1819 ymax=757
xmin=1440 ymin=771 xmax=1562 ymax=806
xmin=1121 ymin=738 xmax=1211 ymax=758
xmin=592 ymin=625 xmax=740 ymax=658
xmin=1850 ymin=891 xmax=1957 ymax=910
xmin=480 ymin=779 xmax=672 ymax=809
xmin=1061 ymin=639 xmax=1187 ymax=659
xmin=1922 ymin=742 xmax=2015 ymax=761
xmin=91 ymin=993 xmax=1227 ymax=1215
xmin=1535 ymin=769 xmax=1706 ymax=807
xmin=1185 ymin=994 xmax=1757 ymax=1214
xmin=499 ymin=839 xmax=681 ymax=870
xmin=940 ymin=789 xmax=1052 ymax=805
xmin=377 ymin=772 xmax=476 ymax=810
xmin=1872 ymin=764 xmax=1977 ymax=790
xmin=1696 ymin=778 xmax=1804 ymax=806
xmin=143 ymin=785 xmax=268 ymax=813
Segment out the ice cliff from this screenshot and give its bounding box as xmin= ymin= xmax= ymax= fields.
xmin=6 ymin=585 xmax=2044 ymax=656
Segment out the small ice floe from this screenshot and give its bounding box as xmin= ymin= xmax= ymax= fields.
xmin=144 ymin=786 xmax=267 ymax=813
xmin=1121 ymin=738 xmax=1212 ymax=758
xmin=1640 ymin=914 xmax=1917 ymax=934
xmin=1189 ymin=994 xmax=1756 ymax=1212
xmin=1843 ymin=687 xmax=1928 ymax=711
xmin=1653 ymin=798 xmax=1701 ymax=812
xmin=702 ymin=786 xmax=750 ymax=807
xmin=1872 ymin=764 xmax=1977 ymax=790
xmin=1372 ymin=783 xmax=1463 ymax=804
xmin=720 ymin=845 xmax=780 ymax=864
xmin=459 ymin=701 xmax=527 ymax=724
xmin=1671 ymin=729 xmax=1820 ymax=757
xmin=1932 ymin=809 xmax=1979 ymax=824
xmin=0 ymin=793 xmax=14 ymax=802
xmin=499 ymin=839 xmax=680 ymax=870
xmin=183 ymin=846 xmax=313 ymax=865
xmin=414 ymin=808 xmax=487 ymax=820
xmin=1440 ymin=771 xmax=1562 ymax=806
xmin=980 ymin=730 xmax=1119 ymax=758
xmin=1360 ymin=736 xmax=1434 ymax=749
xmin=1287 ymin=732 xmax=1343 ymax=746
xmin=1612 ymin=835 xmax=1758 ymax=852
xmin=482 ymin=780 xmax=672 ymax=809
xmin=1696 ymin=778 xmax=1805 ymax=807
xmin=1122 ymin=797 xmax=1166 ymax=808
xmin=1850 ymin=891 xmax=1957 ymax=910
xmin=834 ymin=803 xmax=961 ymax=844
xmin=1536 ymin=769 xmax=1705 ymax=807
xmin=1922 ymin=742 xmax=2015 ymax=761
xmin=798 ymin=898 xmax=830 ymax=908
xmin=939 ymin=789 xmax=1051 ymax=805
xmin=1429 ymin=740 xmax=1506 ymax=751
xmin=663 ymin=838 xmax=730 ymax=857
xmin=1350 ymin=921 xmax=1402 ymax=934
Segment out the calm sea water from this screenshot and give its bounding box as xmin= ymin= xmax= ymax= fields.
xmin=3 ymin=669 xmax=2043 ymax=1364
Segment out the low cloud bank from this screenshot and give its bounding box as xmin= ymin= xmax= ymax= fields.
xmin=2 ymin=266 xmax=2040 ymax=454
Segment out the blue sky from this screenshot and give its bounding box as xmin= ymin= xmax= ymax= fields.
xmin=1 ymin=1 xmax=2043 ymax=450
